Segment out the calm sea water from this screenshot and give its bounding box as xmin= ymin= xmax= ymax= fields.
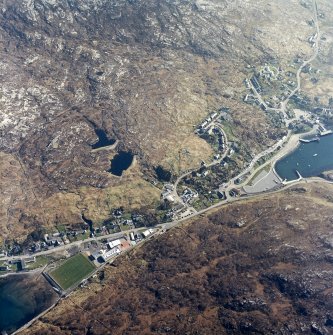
xmin=275 ymin=134 xmax=333 ymax=181
xmin=0 ymin=274 xmax=57 ymax=334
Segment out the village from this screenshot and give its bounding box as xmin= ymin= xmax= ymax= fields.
xmin=0 ymin=207 xmax=159 ymax=278
xmin=1 ymin=11 xmax=333 ymax=302
xmin=2 ymin=82 xmax=331 ymax=275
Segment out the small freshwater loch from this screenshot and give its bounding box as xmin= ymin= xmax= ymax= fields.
xmin=275 ymin=134 xmax=333 ymax=181
xmin=108 ymin=151 xmax=134 ymax=176
xmin=91 ymin=128 xmax=116 ymax=149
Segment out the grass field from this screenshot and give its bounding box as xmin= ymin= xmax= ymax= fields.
xmin=49 ymin=253 xmax=95 ymax=290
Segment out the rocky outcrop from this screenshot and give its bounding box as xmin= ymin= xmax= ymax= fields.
xmin=0 ymin=0 xmax=316 ymax=240
xmin=320 ymin=170 xmax=333 ymax=181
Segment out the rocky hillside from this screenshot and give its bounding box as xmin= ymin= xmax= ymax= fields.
xmin=19 ymin=182 xmax=333 ymax=334
xmin=0 ymin=0 xmax=316 ymax=241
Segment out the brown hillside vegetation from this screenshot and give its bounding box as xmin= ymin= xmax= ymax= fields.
xmin=21 ymin=182 xmax=333 ymax=335
xmin=0 ymin=0 xmax=317 ymax=241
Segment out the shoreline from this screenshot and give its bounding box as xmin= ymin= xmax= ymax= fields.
xmin=0 ymin=266 xmax=45 ymax=279
xmin=269 ymin=127 xmax=319 ymax=173
xmin=11 ymin=298 xmax=61 ymax=335
xmin=241 ymin=127 xmax=320 ymax=192
xmin=260 ymin=128 xmax=333 ymax=187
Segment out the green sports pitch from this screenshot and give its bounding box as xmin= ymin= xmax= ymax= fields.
xmin=49 ymin=253 xmax=96 ymax=290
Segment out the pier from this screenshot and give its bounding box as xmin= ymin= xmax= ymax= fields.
xmin=319 ymin=130 xmax=333 ymax=136
xmin=299 ymin=137 xmax=320 ymax=143
xmin=295 ymin=170 xmax=302 ymax=179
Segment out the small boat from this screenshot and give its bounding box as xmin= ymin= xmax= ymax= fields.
xmin=313 ymin=153 xmax=318 ymax=157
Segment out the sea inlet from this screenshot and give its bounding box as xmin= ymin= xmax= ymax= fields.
xmin=0 ymin=273 xmax=58 ymax=334
xmin=275 ymin=134 xmax=333 ymax=181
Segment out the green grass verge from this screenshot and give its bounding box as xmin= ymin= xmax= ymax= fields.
xmin=26 ymin=256 xmax=49 ymax=270
xmin=49 ymin=253 xmax=95 ymax=290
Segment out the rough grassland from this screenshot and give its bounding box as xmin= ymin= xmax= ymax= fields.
xmin=22 ymin=183 xmax=333 ymax=335
xmin=49 ymin=253 xmax=95 ymax=290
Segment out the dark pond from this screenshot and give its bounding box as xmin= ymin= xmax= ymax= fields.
xmin=275 ymin=134 xmax=333 ymax=181
xmin=108 ymin=151 xmax=133 ymax=176
xmin=81 ymin=213 xmax=94 ymax=235
xmin=0 ymin=274 xmax=57 ymax=334
xmin=91 ymin=129 xmax=116 ymax=149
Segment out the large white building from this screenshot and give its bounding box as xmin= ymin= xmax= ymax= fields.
xmin=107 ymin=239 xmax=121 ymax=249
xmin=101 ymin=247 xmax=121 ymax=262
xmin=142 ymin=229 xmax=155 ymax=238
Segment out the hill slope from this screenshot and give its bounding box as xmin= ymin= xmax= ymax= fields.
xmin=20 ymin=182 xmax=333 ymax=335
xmin=0 ymin=0 xmax=317 ymax=240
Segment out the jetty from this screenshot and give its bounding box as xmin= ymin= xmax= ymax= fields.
xmin=319 ymin=129 xmax=333 ymax=136
xmin=295 ymin=170 xmax=303 ymax=179
xmin=299 ymin=137 xmax=320 ymax=143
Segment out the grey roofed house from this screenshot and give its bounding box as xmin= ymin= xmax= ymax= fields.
xmin=91 ymin=251 xmax=102 ymax=260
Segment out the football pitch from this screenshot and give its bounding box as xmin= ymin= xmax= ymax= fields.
xmin=49 ymin=253 xmax=96 ymax=290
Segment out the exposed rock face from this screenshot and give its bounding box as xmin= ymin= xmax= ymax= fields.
xmin=18 ymin=183 xmax=333 ymax=334
xmin=0 ymin=0 xmax=316 ymax=240
xmin=321 ymin=170 xmax=333 ymax=181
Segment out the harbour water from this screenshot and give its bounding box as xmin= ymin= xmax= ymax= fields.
xmin=275 ymin=134 xmax=333 ymax=181
xmin=0 ymin=274 xmax=57 ymax=334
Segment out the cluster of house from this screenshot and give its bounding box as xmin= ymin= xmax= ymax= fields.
xmin=89 ymin=229 xmax=156 ymax=264
xmin=197 ymin=112 xmax=219 ymax=131
xmin=258 ymin=65 xmax=279 ymax=81
xmin=44 ymin=233 xmax=67 ymax=247
xmin=244 ymin=78 xmax=267 ymax=109
xmin=164 ymin=203 xmax=187 ymax=220
xmin=112 ymin=208 xmax=144 ymax=228
xmin=25 ymin=228 xmax=99 ymax=255
xmin=321 ymin=108 xmax=333 ymax=116
xmin=244 ymin=71 xmax=299 ymax=111
xmin=181 ymin=188 xmax=198 ymax=204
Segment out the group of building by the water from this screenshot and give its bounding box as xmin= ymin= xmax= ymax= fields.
xmin=0 ymin=225 xmax=159 ymax=334
xmin=0 ymin=208 xmax=158 ymax=274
